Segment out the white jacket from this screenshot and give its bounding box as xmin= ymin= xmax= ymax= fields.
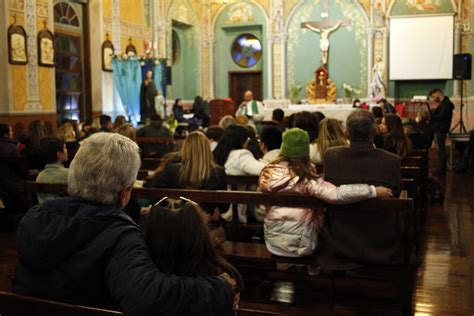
xmin=225 ymin=149 xmax=266 ymax=176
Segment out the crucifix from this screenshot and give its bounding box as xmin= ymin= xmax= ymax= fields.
xmin=301 ymin=0 xmax=351 ymax=67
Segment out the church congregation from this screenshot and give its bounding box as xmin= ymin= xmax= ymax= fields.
xmin=1 ymin=0 xmax=474 ymax=315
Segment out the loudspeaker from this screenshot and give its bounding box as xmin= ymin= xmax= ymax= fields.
xmin=453 ymin=54 xmax=472 ymax=80
xmin=165 ymin=66 xmax=172 ymax=85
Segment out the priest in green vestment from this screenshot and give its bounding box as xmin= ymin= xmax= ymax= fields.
xmin=236 ymin=90 xmax=265 ymax=125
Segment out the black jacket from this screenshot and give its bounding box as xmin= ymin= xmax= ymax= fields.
xmin=144 ymin=163 xmax=228 ymax=214
xmin=12 ymin=197 xmax=234 ymax=315
xmin=136 ymin=121 xmax=173 ymax=157
xmin=0 ymin=137 xmax=26 ymax=191
xmin=431 ymin=96 xmax=454 ymax=134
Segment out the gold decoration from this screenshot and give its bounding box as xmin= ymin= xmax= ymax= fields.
xmin=306 ymin=78 xmax=337 ymax=104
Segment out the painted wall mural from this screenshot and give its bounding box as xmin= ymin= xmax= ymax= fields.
xmin=390 ymin=0 xmax=455 ymax=16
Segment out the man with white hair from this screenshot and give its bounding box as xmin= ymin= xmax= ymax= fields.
xmin=12 ymin=133 xmax=236 ymax=315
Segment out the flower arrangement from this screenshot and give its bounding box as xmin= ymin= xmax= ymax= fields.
xmin=342 ymin=83 xmax=362 ymax=98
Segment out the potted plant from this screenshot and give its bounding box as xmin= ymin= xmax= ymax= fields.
xmin=342 ymin=83 xmax=362 ymax=104
xmin=289 ymin=84 xmax=303 ymax=104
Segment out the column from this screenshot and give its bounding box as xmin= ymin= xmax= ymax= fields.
xmin=367 ymin=26 xmax=375 ymax=97
xmin=0 ymin=0 xmax=11 ymax=113
xmin=24 ymin=0 xmax=41 ymax=111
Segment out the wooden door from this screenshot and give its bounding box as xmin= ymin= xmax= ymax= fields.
xmin=229 ymin=71 xmax=263 ymax=112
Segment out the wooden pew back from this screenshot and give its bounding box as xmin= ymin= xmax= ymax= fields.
xmin=0 ymin=291 xmax=122 ymax=316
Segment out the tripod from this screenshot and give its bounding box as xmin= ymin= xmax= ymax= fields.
xmin=450 ymin=79 xmax=468 ymax=134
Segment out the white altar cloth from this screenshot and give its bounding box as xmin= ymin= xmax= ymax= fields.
xmin=263 ymin=104 xmax=368 ymax=123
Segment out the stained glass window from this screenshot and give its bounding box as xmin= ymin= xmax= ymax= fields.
xmin=231 ymin=34 xmax=262 ymax=68
xmin=54 ymin=2 xmax=80 ymax=27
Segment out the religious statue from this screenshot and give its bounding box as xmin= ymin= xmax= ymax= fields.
xmin=370 ymin=56 xmax=387 ymax=99
xmin=303 ymin=21 xmax=342 ymax=66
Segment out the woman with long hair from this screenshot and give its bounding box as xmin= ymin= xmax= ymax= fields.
xmin=213 ymin=125 xmax=265 ymax=175
xmin=146 ymin=201 xmax=243 ymax=301
xmin=114 ymin=115 xmax=127 ymax=131
xmin=315 ymin=118 xmax=348 ymax=164
xmin=145 ymin=131 xmax=227 ymax=216
xmin=259 ymin=128 xmax=392 ymax=257
xmin=19 ymin=120 xmax=49 ymax=169
xmin=378 ymin=114 xmax=413 ymax=158
xmin=56 ymin=122 xmax=80 ymax=167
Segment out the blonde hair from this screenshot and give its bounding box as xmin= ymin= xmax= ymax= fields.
xmin=179 ymin=131 xmax=215 ymax=188
xmin=56 ymin=122 xmax=76 ymax=142
xmin=117 ymin=124 xmax=136 ymax=142
xmin=235 ymin=115 xmax=249 ymax=126
xmin=317 ymin=118 xmax=348 ymax=163
xmin=218 ymin=115 xmax=235 ymax=129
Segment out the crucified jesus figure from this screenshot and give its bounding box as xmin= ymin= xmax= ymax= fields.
xmin=304 ymin=21 xmax=342 ymax=66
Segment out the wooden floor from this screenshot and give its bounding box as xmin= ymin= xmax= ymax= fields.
xmin=0 ymin=166 xmax=473 ymax=315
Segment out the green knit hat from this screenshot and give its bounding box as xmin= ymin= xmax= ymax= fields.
xmin=280 ymin=128 xmax=309 ymax=158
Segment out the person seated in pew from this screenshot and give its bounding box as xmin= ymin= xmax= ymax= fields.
xmin=35 ymin=137 xmax=69 ymax=203
xmin=402 ymin=119 xmax=431 ymax=150
xmin=0 ymin=123 xmax=27 ymax=215
xmin=213 ymin=125 xmax=267 ymax=223
xmin=314 ymin=118 xmax=349 ymax=165
xmin=320 ymin=109 xmax=403 ymax=271
xmin=117 ymin=124 xmax=137 ymax=142
xmin=213 ymin=125 xmax=266 ymax=175
xmin=136 ymin=114 xmax=173 ymax=158
xmin=172 ymin=98 xmax=199 ymax=131
xmin=259 ymin=128 xmax=392 ymax=258
xmin=99 ymin=114 xmax=114 ymax=133
xmin=218 ymin=115 xmax=236 ymax=130
xmin=205 ymin=126 xmax=225 ymax=151
xmin=13 ymin=133 xmax=238 ymax=315
xmin=291 ymin=112 xmax=320 ymax=165
xmin=259 ymin=125 xmax=283 ymax=163
xmin=56 ymin=122 xmax=80 ymax=168
xmin=144 ymin=131 xmax=228 ymax=219
xmin=374 ymin=113 xmax=413 ymax=158
xmin=145 ymin=199 xmax=243 ymax=308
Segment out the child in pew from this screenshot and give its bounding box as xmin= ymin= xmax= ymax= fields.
xmin=145 ymin=199 xmax=243 ymax=312
xmin=36 ymin=137 xmax=69 ymax=203
xmin=259 ymin=128 xmax=392 ymax=258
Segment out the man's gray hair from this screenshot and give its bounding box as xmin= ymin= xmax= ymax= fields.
xmin=346 ymin=109 xmax=376 ymax=142
xmin=68 ymin=133 xmax=141 ymax=205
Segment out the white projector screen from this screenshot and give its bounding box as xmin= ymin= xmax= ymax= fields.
xmin=389 ymin=15 xmax=454 ymax=80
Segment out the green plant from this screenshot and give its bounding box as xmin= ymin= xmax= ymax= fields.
xmin=289 ymin=84 xmax=303 ymax=99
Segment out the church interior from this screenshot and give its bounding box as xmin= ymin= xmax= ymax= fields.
xmin=0 ymin=0 xmax=474 ymax=315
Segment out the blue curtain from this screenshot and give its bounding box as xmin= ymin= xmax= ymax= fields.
xmin=112 ymin=58 xmax=142 ymax=124
xmin=153 ymin=63 xmax=164 ymax=95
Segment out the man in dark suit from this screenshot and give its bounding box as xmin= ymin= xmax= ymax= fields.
xmin=317 ymin=109 xmax=402 ymax=271
xmin=429 ymin=88 xmax=454 ymax=175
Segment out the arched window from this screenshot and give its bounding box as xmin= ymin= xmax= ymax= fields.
xmin=54 ymin=2 xmax=80 ymax=27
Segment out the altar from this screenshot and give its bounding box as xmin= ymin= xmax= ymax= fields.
xmin=263 ymin=103 xmax=371 ymax=124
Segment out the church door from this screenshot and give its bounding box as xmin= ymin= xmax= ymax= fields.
xmin=229 ymin=71 xmax=263 ymax=110
xmin=53 ymin=1 xmax=89 ymax=123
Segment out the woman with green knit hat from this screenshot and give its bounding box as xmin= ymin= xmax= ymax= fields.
xmin=259 ymin=128 xmax=392 ymax=258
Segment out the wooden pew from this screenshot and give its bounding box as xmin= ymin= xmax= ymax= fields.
xmin=24 ymin=183 xmax=414 ymax=315
xmin=0 ymin=291 xmax=122 ymax=316
xmin=136 ymin=137 xmax=174 ymax=158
